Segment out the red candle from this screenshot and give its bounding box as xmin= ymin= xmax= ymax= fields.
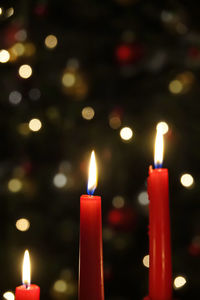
xmin=147 ymin=129 xmax=172 ymax=300
xmin=79 ymin=151 xmax=104 ymax=300
xmin=15 ymin=250 xmax=40 ymax=300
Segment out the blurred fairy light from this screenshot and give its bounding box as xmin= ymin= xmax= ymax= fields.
xmin=120 ymin=127 xmax=133 ymax=141
xmin=109 ymin=116 xmax=121 ymax=129
xmin=62 ymin=72 xmax=76 ymax=87
xmin=24 ymin=43 xmax=36 ymax=57
xmin=16 ymin=218 xmax=30 ymax=232
xmin=12 ymin=43 xmax=25 ymax=56
xmin=53 ymin=173 xmax=67 ymax=188
xmin=138 ymin=191 xmax=149 ymax=206
xmin=169 ymin=79 xmax=183 ymax=94
xmin=18 ymin=123 xmax=30 ymax=136
xmin=8 ymin=178 xmax=22 ymax=193
xmin=0 ymin=8 xmax=3 ymax=15
xmin=143 ymin=254 xmax=149 ymax=268
xmin=0 ymin=50 xmax=10 ymax=63
xmin=28 ymin=118 xmax=42 ymax=132
xmin=180 ymin=173 xmax=194 ymax=188
xmin=3 ymin=291 xmax=15 ymax=300
xmin=6 ymin=7 xmax=14 ymax=18
xmin=67 ymin=58 xmax=79 ymax=70
xmin=174 ymin=276 xmax=187 ymax=289
xmin=9 ymin=91 xmax=22 ymax=105
xmin=156 ymin=122 xmax=169 ymax=135
xmin=81 ymin=106 xmax=95 ymax=120
xmin=29 ymin=88 xmax=41 ymax=100
xmin=45 ymin=34 xmax=58 ymax=49
xmin=18 ymin=64 xmax=32 ymax=79
xmin=112 ymin=195 xmax=125 ymax=208
xmin=53 ymin=280 xmax=68 ymax=293
xmin=15 ymin=29 xmax=27 ymax=42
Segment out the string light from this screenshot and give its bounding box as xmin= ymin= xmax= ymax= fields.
xmin=16 ymin=218 xmax=30 ymax=232
xmin=28 ymin=118 xmax=42 ymax=132
xmin=138 ymin=191 xmax=149 ymax=206
xmin=156 ymin=121 xmax=169 ymax=135
xmin=81 ymin=106 xmax=95 ymax=120
xmin=174 ymin=276 xmax=187 ymax=289
xmin=180 ymin=173 xmax=194 ymax=188
xmin=6 ymin=7 xmax=14 ymax=17
xmin=45 ymin=35 xmax=58 ymax=49
xmin=9 ymin=91 xmax=22 ymax=105
xmin=53 ymin=173 xmax=67 ymax=188
xmin=169 ymin=79 xmax=183 ymax=94
xmin=120 ymin=127 xmax=133 ymax=141
xmin=142 ymin=255 xmax=149 ymax=268
xmin=18 ymin=64 xmax=32 ymax=79
xmin=112 ymin=195 xmax=125 ymax=208
xmin=62 ymin=72 xmax=76 ymax=87
xmin=8 ymin=178 xmax=22 ymax=193
xmin=0 ymin=50 xmax=10 ymax=63
xmin=53 ymin=280 xmax=68 ymax=293
xmin=3 ymin=291 xmax=14 ymax=300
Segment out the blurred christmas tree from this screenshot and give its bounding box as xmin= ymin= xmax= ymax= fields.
xmin=1 ymin=0 xmax=200 ymax=299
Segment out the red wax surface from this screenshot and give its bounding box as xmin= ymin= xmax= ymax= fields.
xmin=147 ymin=167 xmax=172 ymax=300
xmin=15 ymin=285 xmax=40 ymax=300
xmin=79 ymin=195 xmax=104 ymax=300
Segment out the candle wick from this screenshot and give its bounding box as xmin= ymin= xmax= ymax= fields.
xmin=25 ymin=283 xmax=29 ymax=289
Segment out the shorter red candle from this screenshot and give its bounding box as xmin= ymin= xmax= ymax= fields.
xmin=15 ymin=250 xmax=40 ymax=300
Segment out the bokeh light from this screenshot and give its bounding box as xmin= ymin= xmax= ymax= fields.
xmin=0 ymin=8 xmax=3 ymax=15
xmin=18 ymin=123 xmax=30 ymax=136
xmin=8 ymin=178 xmax=22 ymax=193
xmin=0 ymin=50 xmax=10 ymax=63
xmin=9 ymin=91 xmax=22 ymax=105
xmin=174 ymin=276 xmax=187 ymax=289
xmin=28 ymin=118 xmax=42 ymax=132
xmin=180 ymin=173 xmax=194 ymax=188
xmin=29 ymin=88 xmax=41 ymax=100
xmin=6 ymin=7 xmax=14 ymax=17
xmin=15 ymin=29 xmax=27 ymax=42
xmin=12 ymin=43 xmax=25 ymax=56
xmin=81 ymin=106 xmax=95 ymax=120
xmin=45 ymin=35 xmax=58 ymax=49
xmin=53 ymin=173 xmax=67 ymax=188
xmin=169 ymin=79 xmax=183 ymax=94
xmin=18 ymin=64 xmax=32 ymax=79
xmin=16 ymin=218 xmax=30 ymax=232
xmin=156 ymin=121 xmax=169 ymax=135
xmin=138 ymin=191 xmax=149 ymax=206
xmin=112 ymin=195 xmax=125 ymax=208
xmin=3 ymin=291 xmax=14 ymax=300
xmin=143 ymin=254 xmax=149 ymax=268
xmin=62 ymin=72 xmax=76 ymax=87
xmin=109 ymin=116 xmax=121 ymax=129
xmin=53 ymin=280 xmax=68 ymax=293
xmin=120 ymin=127 xmax=133 ymax=141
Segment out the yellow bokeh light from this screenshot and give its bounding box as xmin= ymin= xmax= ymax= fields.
xmin=6 ymin=7 xmax=14 ymax=17
xmin=28 ymin=118 xmax=42 ymax=132
xmin=12 ymin=43 xmax=25 ymax=56
xmin=53 ymin=173 xmax=67 ymax=188
xmin=156 ymin=121 xmax=169 ymax=135
xmin=3 ymin=291 xmax=15 ymax=300
xmin=0 ymin=8 xmax=3 ymax=15
xmin=0 ymin=49 xmax=10 ymax=63
xmin=174 ymin=276 xmax=187 ymax=289
xmin=112 ymin=195 xmax=125 ymax=208
xmin=143 ymin=254 xmax=149 ymax=268
xmin=45 ymin=35 xmax=58 ymax=49
xmin=18 ymin=64 xmax=32 ymax=79
xmin=16 ymin=218 xmax=30 ymax=232
xmin=53 ymin=280 xmax=68 ymax=293
xmin=8 ymin=178 xmax=22 ymax=193
xmin=62 ymin=72 xmax=76 ymax=87
xmin=18 ymin=123 xmax=30 ymax=136
xmin=169 ymin=79 xmax=183 ymax=94
xmin=120 ymin=127 xmax=133 ymax=141
xmin=81 ymin=106 xmax=95 ymax=120
xmin=109 ymin=116 xmax=121 ymax=129
xmin=180 ymin=173 xmax=194 ymax=188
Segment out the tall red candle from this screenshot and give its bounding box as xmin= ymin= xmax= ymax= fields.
xmin=147 ymin=129 xmax=172 ymax=300
xmin=78 ymin=151 xmax=104 ymax=300
xmin=15 ymin=250 xmax=40 ymax=300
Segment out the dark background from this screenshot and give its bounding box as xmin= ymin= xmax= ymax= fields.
xmin=0 ymin=0 xmax=200 ymax=299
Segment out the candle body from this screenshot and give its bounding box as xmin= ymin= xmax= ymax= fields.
xmin=15 ymin=285 xmax=40 ymax=300
xmin=79 ymin=195 xmax=104 ymax=300
xmin=147 ymin=167 xmax=172 ymax=300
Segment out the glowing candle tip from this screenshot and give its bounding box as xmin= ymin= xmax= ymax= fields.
xmin=154 ymin=128 xmax=164 ymax=168
xmin=22 ymin=250 xmax=31 ymax=287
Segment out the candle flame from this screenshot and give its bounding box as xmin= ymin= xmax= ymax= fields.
xmin=154 ymin=128 xmax=164 ymax=168
xmin=22 ymin=250 xmax=31 ymax=287
xmin=87 ymin=150 xmax=98 ymax=195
